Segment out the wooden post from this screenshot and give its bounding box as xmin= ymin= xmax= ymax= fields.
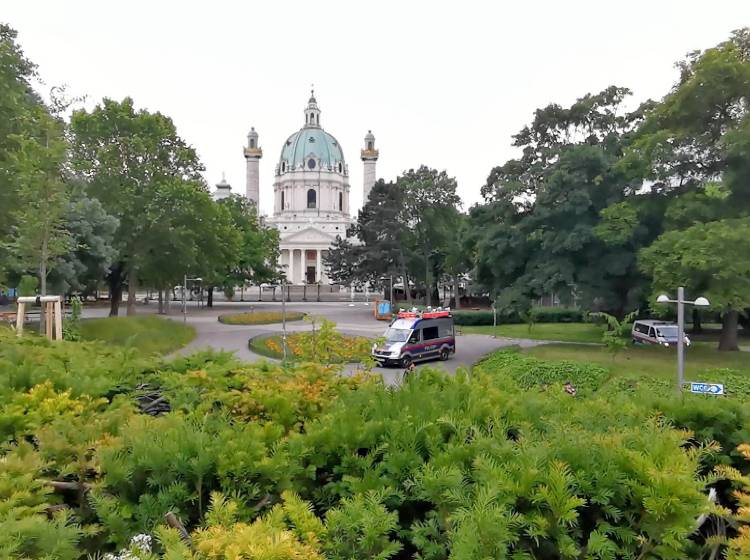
xmin=45 ymin=302 xmax=53 ymax=339
xmin=54 ymin=300 xmax=62 ymax=340
xmin=15 ymin=301 xmax=25 ymax=336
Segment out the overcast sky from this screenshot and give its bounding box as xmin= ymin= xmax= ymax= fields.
xmin=5 ymin=1 xmax=750 ymax=214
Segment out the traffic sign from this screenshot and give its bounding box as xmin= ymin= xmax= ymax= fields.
xmin=689 ymin=382 xmax=724 ymax=396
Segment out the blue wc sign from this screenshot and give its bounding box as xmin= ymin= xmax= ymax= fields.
xmin=689 ymin=382 xmax=725 ymax=396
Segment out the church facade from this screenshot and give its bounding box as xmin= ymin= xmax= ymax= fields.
xmin=244 ymin=92 xmax=378 ymax=285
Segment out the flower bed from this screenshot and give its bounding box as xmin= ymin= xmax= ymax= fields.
xmin=249 ymin=322 xmax=372 ymax=364
xmin=218 ymin=310 xmax=305 ymax=325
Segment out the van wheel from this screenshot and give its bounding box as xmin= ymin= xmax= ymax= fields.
xmin=439 ymin=348 xmax=450 ymax=361
xmin=401 ymin=355 xmax=413 ymax=368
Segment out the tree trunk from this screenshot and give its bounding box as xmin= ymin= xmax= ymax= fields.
xmin=692 ymin=308 xmax=702 ymax=334
xmin=39 ymin=248 xmax=48 ymax=335
xmin=158 ymin=289 xmax=164 ymax=314
xmin=127 ymin=270 xmax=137 ymax=316
xmin=453 ymin=274 xmax=461 ymax=309
xmin=718 ymin=309 xmax=740 ymax=351
xmin=396 ymin=249 xmax=412 ymax=307
xmin=108 ymin=265 xmax=124 ymax=317
xmin=207 ymin=287 xmax=214 ymax=308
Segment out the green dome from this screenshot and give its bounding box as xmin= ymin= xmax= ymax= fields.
xmin=279 ymin=126 xmax=345 ymax=171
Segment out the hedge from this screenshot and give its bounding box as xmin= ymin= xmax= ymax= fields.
xmin=452 ymin=306 xmax=583 ymax=326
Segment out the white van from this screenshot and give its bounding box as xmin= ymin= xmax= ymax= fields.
xmin=372 ymin=310 xmax=455 ymax=367
xmin=631 ymin=320 xmax=690 ymax=347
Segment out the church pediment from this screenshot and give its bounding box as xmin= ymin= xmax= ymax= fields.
xmin=280 ymin=226 xmax=338 ymax=244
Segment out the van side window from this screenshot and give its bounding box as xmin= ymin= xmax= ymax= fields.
xmin=408 ymin=331 xmax=420 ymax=344
xmin=648 ymin=327 xmax=655 ymax=337
xmin=439 ymin=322 xmax=453 ymax=338
xmin=423 ymin=326 xmax=439 ymax=340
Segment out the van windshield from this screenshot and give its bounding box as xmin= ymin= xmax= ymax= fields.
xmin=383 ymin=328 xmax=410 ymax=343
xmin=656 ymin=326 xmax=678 ymax=338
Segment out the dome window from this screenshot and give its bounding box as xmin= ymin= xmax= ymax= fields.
xmin=339 ymin=192 xmax=343 ymax=211
xmin=338 ymin=163 xmax=342 ymax=173
xmin=307 ymin=158 xmax=316 ymax=170
xmin=281 ymin=162 xmax=286 ymax=172
xmin=307 ymin=188 xmax=317 ymax=209
xmin=309 ymin=136 xmax=315 ymax=143
xmin=281 ymin=191 xmax=285 ymax=210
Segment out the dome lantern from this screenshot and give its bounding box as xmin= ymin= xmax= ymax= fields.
xmin=305 ymin=87 xmax=321 ymax=128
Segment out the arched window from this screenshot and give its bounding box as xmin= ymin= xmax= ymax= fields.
xmin=367 ymin=141 xmax=373 ymax=150
xmin=281 ymin=191 xmax=285 ymax=210
xmin=307 ymin=188 xmax=316 ymax=209
xmin=338 ymin=162 xmax=342 ymax=173
xmin=339 ymin=192 xmax=343 ymax=211
xmin=250 ymin=139 xmax=256 ymax=148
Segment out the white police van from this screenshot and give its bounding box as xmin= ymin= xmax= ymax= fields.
xmin=372 ymin=309 xmax=455 ymax=367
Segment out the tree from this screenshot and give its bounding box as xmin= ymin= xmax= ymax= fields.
xmin=70 ymin=97 xmax=204 ymax=316
xmin=5 ymin=110 xmax=71 ymax=301
xmin=440 ymin=209 xmax=471 ymax=309
xmin=640 ymin=218 xmax=750 ymax=351
xmin=398 ymin=166 xmax=461 ymax=306
xmin=50 ymin=188 xmax=118 ymax=297
xmin=472 ymin=87 xmax=650 ymax=317
xmin=217 ymin=196 xmax=279 ymax=302
xmin=326 ymin=179 xmax=414 ymax=305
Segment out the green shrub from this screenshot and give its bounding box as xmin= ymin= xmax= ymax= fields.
xmin=0 ymin=330 xmax=741 ymax=559
xmin=475 ymin=348 xmax=609 ymax=391
xmin=452 ymin=307 xmax=583 ymax=326
xmin=529 ymin=306 xmax=583 ymax=323
xmin=452 ymin=310 xmax=496 ymax=325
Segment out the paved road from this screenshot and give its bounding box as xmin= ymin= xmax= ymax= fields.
xmin=83 ymin=301 xmax=544 ymax=384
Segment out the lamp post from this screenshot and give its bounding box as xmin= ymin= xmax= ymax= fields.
xmin=182 ymin=276 xmax=202 ymax=324
xmin=279 ymin=265 xmax=288 ymax=362
xmin=656 ymin=287 xmax=710 ymax=393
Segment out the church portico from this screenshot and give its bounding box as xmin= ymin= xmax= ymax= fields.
xmin=244 ymin=90 xmax=379 ymax=285
xmin=280 ymin=246 xmax=328 ymax=284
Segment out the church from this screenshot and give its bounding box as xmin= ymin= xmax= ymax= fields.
xmin=242 ymin=91 xmax=378 ymax=285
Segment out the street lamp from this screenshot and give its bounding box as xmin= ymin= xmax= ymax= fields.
xmin=656 ymin=287 xmax=710 ymax=393
xmin=182 ymin=276 xmax=202 ymax=324
xmin=279 ymin=264 xmax=288 ymax=362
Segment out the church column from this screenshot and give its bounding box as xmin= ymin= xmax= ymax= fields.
xmin=361 ymin=130 xmax=378 ymax=205
xmin=316 ymin=249 xmax=322 ymax=283
xmin=244 ymin=127 xmax=262 ymax=212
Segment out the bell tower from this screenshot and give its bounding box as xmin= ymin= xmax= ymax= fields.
xmin=244 ymin=126 xmax=262 ymax=210
xmin=361 ymin=130 xmax=378 ymax=205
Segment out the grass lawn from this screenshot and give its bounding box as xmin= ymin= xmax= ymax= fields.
xmin=524 ymin=343 xmax=750 ymax=383
xmin=462 ymin=322 xmax=604 ymax=343
xmin=218 ymin=310 xmax=305 ymax=325
xmin=80 ymin=316 xmax=196 ymax=355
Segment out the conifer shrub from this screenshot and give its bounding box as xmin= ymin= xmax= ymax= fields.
xmin=2 ymin=329 xmax=749 ymax=558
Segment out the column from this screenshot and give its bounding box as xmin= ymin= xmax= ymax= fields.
xmin=288 ymin=249 xmax=295 ymax=284
xmin=316 ymin=249 xmax=322 ymax=283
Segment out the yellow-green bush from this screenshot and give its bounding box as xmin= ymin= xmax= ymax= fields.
xmin=1 ymin=329 xmax=747 ymax=559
